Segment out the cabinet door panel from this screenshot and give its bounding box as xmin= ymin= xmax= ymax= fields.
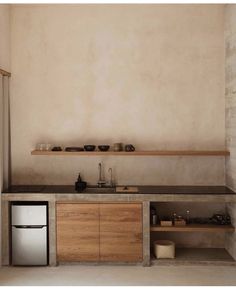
xmin=100 ymin=203 xmax=143 ymax=262
xmin=56 ymin=203 xmax=99 ymax=262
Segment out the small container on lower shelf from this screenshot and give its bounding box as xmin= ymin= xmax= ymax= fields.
xmin=160 ymin=220 xmax=173 ymax=227
xmin=154 ymin=240 xmax=175 ymax=259
xmin=174 ymin=219 xmax=186 ymax=226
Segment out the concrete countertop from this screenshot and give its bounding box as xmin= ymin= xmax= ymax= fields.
xmin=3 ymin=185 xmax=236 ymax=194
xmin=2 ymin=185 xmax=236 ymax=202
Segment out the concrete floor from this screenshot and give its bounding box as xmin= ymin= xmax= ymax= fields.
xmin=0 ymin=265 xmax=236 ymax=286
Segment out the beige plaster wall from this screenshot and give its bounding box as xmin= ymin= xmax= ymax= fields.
xmin=0 ymin=5 xmax=10 ymax=72
xmin=0 ymin=4 xmax=11 ymax=266
xmin=10 ymin=4 xmax=225 ymax=185
xmin=0 ymin=5 xmax=10 ymax=190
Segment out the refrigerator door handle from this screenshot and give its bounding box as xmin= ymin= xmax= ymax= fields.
xmin=13 ymin=225 xmax=46 ymax=229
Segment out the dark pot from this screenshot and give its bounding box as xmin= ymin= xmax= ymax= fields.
xmin=98 ymin=145 xmax=110 ymax=151
xmin=84 ymin=145 xmax=96 ymax=151
xmin=125 ymin=144 xmax=135 ymax=152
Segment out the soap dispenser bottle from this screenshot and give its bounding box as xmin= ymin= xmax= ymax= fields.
xmin=75 ymin=173 xmax=87 ymax=192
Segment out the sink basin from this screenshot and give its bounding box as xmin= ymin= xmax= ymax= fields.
xmin=79 ymin=186 xmax=140 ymax=194
xmin=83 ymin=186 xmax=116 ymax=193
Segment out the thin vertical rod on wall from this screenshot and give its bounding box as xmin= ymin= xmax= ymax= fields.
xmin=8 ymin=77 xmax=11 ymax=187
xmin=2 ymin=76 xmax=11 ymax=189
xmin=0 ymin=75 xmax=3 ymax=191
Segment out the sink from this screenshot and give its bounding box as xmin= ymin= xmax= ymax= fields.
xmin=80 ymin=186 xmax=139 ymax=194
xmin=83 ymin=186 xmax=116 ymax=193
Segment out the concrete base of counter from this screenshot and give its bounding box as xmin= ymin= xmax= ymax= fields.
xmin=2 ymin=192 xmax=236 ymax=266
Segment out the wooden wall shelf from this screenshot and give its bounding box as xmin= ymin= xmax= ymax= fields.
xmin=31 ymin=150 xmax=230 ymax=156
xmin=150 ymin=224 xmax=234 ymax=233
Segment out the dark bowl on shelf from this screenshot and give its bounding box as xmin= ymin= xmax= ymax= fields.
xmin=84 ymin=145 xmax=96 ymax=151
xmin=65 ymin=147 xmax=84 ymax=152
xmin=51 ymin=146 xmax=62 ymax=151
xmin=98 ymin=145 xmax=110 ymax=151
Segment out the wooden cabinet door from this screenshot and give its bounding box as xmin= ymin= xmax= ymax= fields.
xmin=56 ymin=203 xmax=99 ymax=262
xmin=100 ymin=203 xmax=143 ymax=262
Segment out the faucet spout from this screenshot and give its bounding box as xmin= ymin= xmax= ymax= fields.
xmin=108 ymin=168 xmax=115 ymax=187
xmin=98 ymin=163 xmax=102 ymax=181
xmin=97 ymin=162 xmax=106 ymax=188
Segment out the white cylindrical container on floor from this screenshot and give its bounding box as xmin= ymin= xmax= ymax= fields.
xmin=154 ymin=240 xmax=175 ymax=259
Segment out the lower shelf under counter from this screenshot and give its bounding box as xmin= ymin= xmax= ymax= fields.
xmin=151 ymin=248 xmax=236 ymax=266
xmin=150 ymin=224 xmax=235 ymax=233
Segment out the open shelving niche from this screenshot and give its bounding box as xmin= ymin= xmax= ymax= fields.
xmin=150 ymin=202 xmax=236 ymax=265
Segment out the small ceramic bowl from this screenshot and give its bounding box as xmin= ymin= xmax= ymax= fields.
xmin=65 ymin=147 xmax=84 ymax=152
xmin=98 ymin=145 xmax=110 ymax=151
xmin=51 ymin=146 xmax=62 ymax=151
xmin=84 ymin=145 xmax=96 ymax=151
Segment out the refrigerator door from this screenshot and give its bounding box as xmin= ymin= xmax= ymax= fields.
xmin=12 ymin=226 xmax=47 ymax=265
xmin=12 ymin=205 xmax=47 ymax=226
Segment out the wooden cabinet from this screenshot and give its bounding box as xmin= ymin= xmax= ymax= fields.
xmin=56 ymin=202 xmax=143 ymax=263
xmin=56 ymin=203 xmax=99 ymax=262
xmin=100 ymin=203 xmax=143 ymax=262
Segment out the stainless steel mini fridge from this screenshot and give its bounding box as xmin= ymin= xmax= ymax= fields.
xmin=11 ymin=203 xmax=48 ymax=266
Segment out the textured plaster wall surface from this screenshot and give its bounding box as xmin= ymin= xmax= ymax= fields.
xmin=10 ymin=4 xmax=225 ymax=185
xmin=0 ymin=4 xmax=10 ymax=266
xmin=0 ymin=5 xmax=10 ymax=72
xmin=225 ymin=4 xmax=236 ymax=260
xmin=0 ymin=5 xmax=10 ymax=190
xmin=225 ymin=4 xmax=236 ymax=191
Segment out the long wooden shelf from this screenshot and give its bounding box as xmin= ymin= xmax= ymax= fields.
xmin=31 ymin=150 xmax=230 ymax=156
xmin=150 ymin=224 xmax=234 ymax=233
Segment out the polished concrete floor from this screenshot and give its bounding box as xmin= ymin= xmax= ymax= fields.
xmin=0 ymin=265 xmax=236 ymax=286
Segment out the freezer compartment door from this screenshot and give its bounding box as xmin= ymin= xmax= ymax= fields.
xmin=12 ymin=205 xmax=47 ymax=226
xmin=12 ymin=226 xmax=47 ymax=265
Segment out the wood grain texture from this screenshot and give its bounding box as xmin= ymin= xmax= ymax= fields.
xmin=150 ymin=224 xmax=235 ymax=232
xmin=100 ymin=203 xmax=143 ymax=262
xmin=31 ymin=150 xmax=230 ymax=156
xmin=56 ymin=203 xmax=99 ymax=262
